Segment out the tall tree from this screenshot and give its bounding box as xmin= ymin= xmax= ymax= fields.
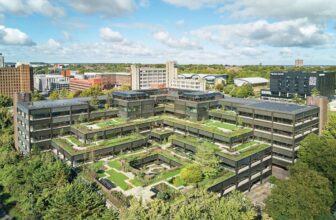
xmin=266 ymin=164 xmax=333 ymax=220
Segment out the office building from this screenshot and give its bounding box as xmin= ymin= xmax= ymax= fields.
xmin=131 ymin=61 xmax=207 ymax=91
xmin=70 ymin=72 xmax=131 ymax=92
xmin=261 ymin=71 xmax=336 ymax=100
xmin=15 ymin=88 xmax=319 ymax=169
xmin=34 ymin=74 xmax=70 ymax=93
xmin=0 ymin=53 xmax=4 ymax=67
xmin=0 ymin=63 xmax=33 ymax=99
xmin=295 ymin=59 xmax=304 ymax=67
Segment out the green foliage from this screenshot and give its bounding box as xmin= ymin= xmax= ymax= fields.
xmin=0 ymin=108 xmax=12 ymax=130
xmin=196 ymin=146 xmax=220 ymax=179
xmin=231 ymin=84 xmax=254 ymax=98
xmin=292 ymin=93 xmax=305 ymax=104
xmin=120 ymin=190 xmax=256 ymax=220
xmin=180 ymin=164 xmax=203 ymax=184
xmin=0 ymin=95 xmax=12 ymax=107
xmin=311 ymin=87 xmax=320 ymax=96
xmin=224 ymin=84 xmax=235 ymax=94
xmin=80 ymin=86 xmax=103 ymax=97
xmin=90 ymin=95 xmax=99 ymax=109
xmin=298 ymin=134 xmax=336 ymax=198
xmin=323 ymin=112 xmax=336 ymax=139
xmin=266 ymin=164 xmax=334 ymax=220
xmin=31 ymin=90 xmax=44 ymax=101
xmin=214 ymin=83 xmax=224 ymax=92
xmin=156 ymin=191 xmax=170 ymax=200
xmin=44 ymin=179 xmax=117 ymax=219
xmin=49 ymin=88 xmax=75 ymax=100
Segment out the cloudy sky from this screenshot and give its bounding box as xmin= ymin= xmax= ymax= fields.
xmin=0 ymin=0 xmax=335 ymax=65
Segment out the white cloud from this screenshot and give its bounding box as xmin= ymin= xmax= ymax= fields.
xmin=0 ymin=0 xmax=65 ymax=17
xmin=0 ymin=25 xmax=35 ymax=46
xmin=100 ymin=27 xmax=125 ymax=42
xmin=62 ymin=31 xmax=71 ymax=41
xmin=279 ymin=48 xmax=293 ymax=57
xmin=193 ymin=18 xmax=332 ymax=48
xmin=162 ymin=0 xmax=225 ymax=10
xmin=220 ymin=0 xmax=336 ymax=21
xmin=176 ymin=20 xmax=185 ymax=28
xmin=153 ymin=31 xmax=202 ymax=50
xmin=67 ymin=0 xmax=136 ymax=17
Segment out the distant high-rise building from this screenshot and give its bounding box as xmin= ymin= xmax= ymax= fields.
xmin=0 ymin=53 xmax=4 ymax=67
xmin=295 ymin=59 xmax=304 ymax=67
xmin=0 ymin=63 xmax=33 ymax=99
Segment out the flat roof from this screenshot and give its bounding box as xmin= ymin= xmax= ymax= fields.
xmin=20 ymin=95 xmax=107 ymax=110
xmin=181 ymin=91 xmax=221 ymax=98
xmin=112 ymin=90 xmax=148 ymax=98
xmin=222 ymin=97 xmax=318 ymax=114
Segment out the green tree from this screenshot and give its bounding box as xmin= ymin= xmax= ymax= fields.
xmin=44 ymin=179 xmax=117 ymax=219
xmin=31 ymin=90 xmax=44 ymax=101
xmin=49 ymin=90 xmax=59 ymax=100
xmin=323 ymin=113 xmax=336 ymax=139
xmin=224 ymin=84 xmax=235 ymax=95
xmin=80 ymin=86 xmax=103 ymax=97
xmin=298 ymin=134 xmax=336 ymax=198
xmin=180 ymin=164 xmax=203 ymax=184
xmin=266 ymin=164 xmax=333 ymax=220
xmin=90 ymin=95 xmax=99 ymax=110
xmin=311 ymin=87 xmax=320 ymax=96
xmin=0 ymin=95 xmax=12 ymax=107
xmin=196 ymin=146 xmax=220 ymax=178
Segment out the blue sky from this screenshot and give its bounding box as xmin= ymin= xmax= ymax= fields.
xmin=0 ymin=0 xmax=335 ymax=65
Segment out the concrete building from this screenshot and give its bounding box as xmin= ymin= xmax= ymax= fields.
xmin=70 ymin=72 xmax=131 ymax=92
xmin=261 ymin=71 xmax=336 ymax=101
xmin=34 ymin=74 xmax=70 ymax=93
xmin=15 ymin=89 xmax=320 ymax=169
xmin=0 ymin=53 xmax=4 ymax=67
xmin=131 ymin=61 xmax=207 ymax=91
xmin=306 ymin=96 xmax=328 ymax=135
xmin=295 ymin=59 xmax=304 ymax=67
xmin=0 ymin=63 xmax=33 ymax=99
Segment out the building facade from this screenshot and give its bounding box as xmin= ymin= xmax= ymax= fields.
xmin=0 ymin=53 xmax=4 ymax=67
xmin=131 ymin=61 xmax=207 ymax=91
xmin=0 ymin=63 xmax=33 ymax=99
xmin=34 ymin=74 xmax=70 ymax=93
xmin=261 ymin=71 xmax=336 ymax=100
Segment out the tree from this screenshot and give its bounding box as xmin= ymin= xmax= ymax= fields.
xmin=90 ymin=95 xmax=99 ymax=110
xmin=215 ymin=83 xmax=224 ymax=92
xmin=121 ymin=190 xmax=256 ymax=220
xmin=180 ymin=164 xmax=203 ymax=184
xmin=49 ymin=90 xmax=59 ymax=100
xmin=80 ymin=86 xmax=103 ymax=97
xmin=78 ymin=113 xmax=86 ymax=123
xmin=196 ymin=146 xmax=220 ymax=178
xmin=323 ymin=113 xmax=336 ymax=139
xmin=44 ymin=179 xmax=117 ymax=219
xmin=232 ymin=84 xmax=255 ymax=98
xmin=31 ymin=90 xmax=44 ymax=101
xmin=0 ymin=95 xmax=12 ymax=107
xmin=311 ymin=87 xmax=320 ymax=96
xmin=293 ymin=93 xmax=305 ymax=104
xmin=59 ymin=128 xmax=65 ymax=136
xmin=298 ymin=134 xmax=336 ymax=198
xmin=224 ymin=84 xmax=235 ymax=95
xmin=266 ymin=164 xmax=333 ymax=220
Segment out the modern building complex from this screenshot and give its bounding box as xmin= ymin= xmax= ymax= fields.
xmin=34 ymin=74 xmax=70 ymax=93
xmin=261 ymin=71 xmax=336 ymax=100
xmin=14 ymin=88 xmax=322 ymax=198
xmin=0 ymin=62 xmax=33 ymax=99
xmin=234 ymin=77 xmax=269 ymax=95
xmin=70 ymin=72 xmax=131 ymax=92
xmin=15 ymin=89 xmax=320 ymax=168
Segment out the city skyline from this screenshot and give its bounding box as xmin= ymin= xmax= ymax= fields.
xmin=0 ymin=0 xmax=335 ymax=65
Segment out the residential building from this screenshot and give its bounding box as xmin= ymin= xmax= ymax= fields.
xmin=261 ymin=71 xmax=336 ymax=100
xmin=70 ymin=78 xmax=101 ymax=92
xmin=0 ymin=63 xmax=33 ymax=99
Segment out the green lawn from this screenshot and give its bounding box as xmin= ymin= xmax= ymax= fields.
xmin=95 ymin=118 xmax=126 ymax=128
xmin=106 ymin=169 xmax=130 ymax=190
xmin=171 ymin=176 xmax=185 ymax=187
xmin=234 ymin=141 xmax=257 ymax=151
xmin=108 ymin=160 xmax=122 ymax=169
xmin=67 ymin=136 xmax=83 ymax=146
xmin=205 ymin=120 xmax=239 ymax=131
